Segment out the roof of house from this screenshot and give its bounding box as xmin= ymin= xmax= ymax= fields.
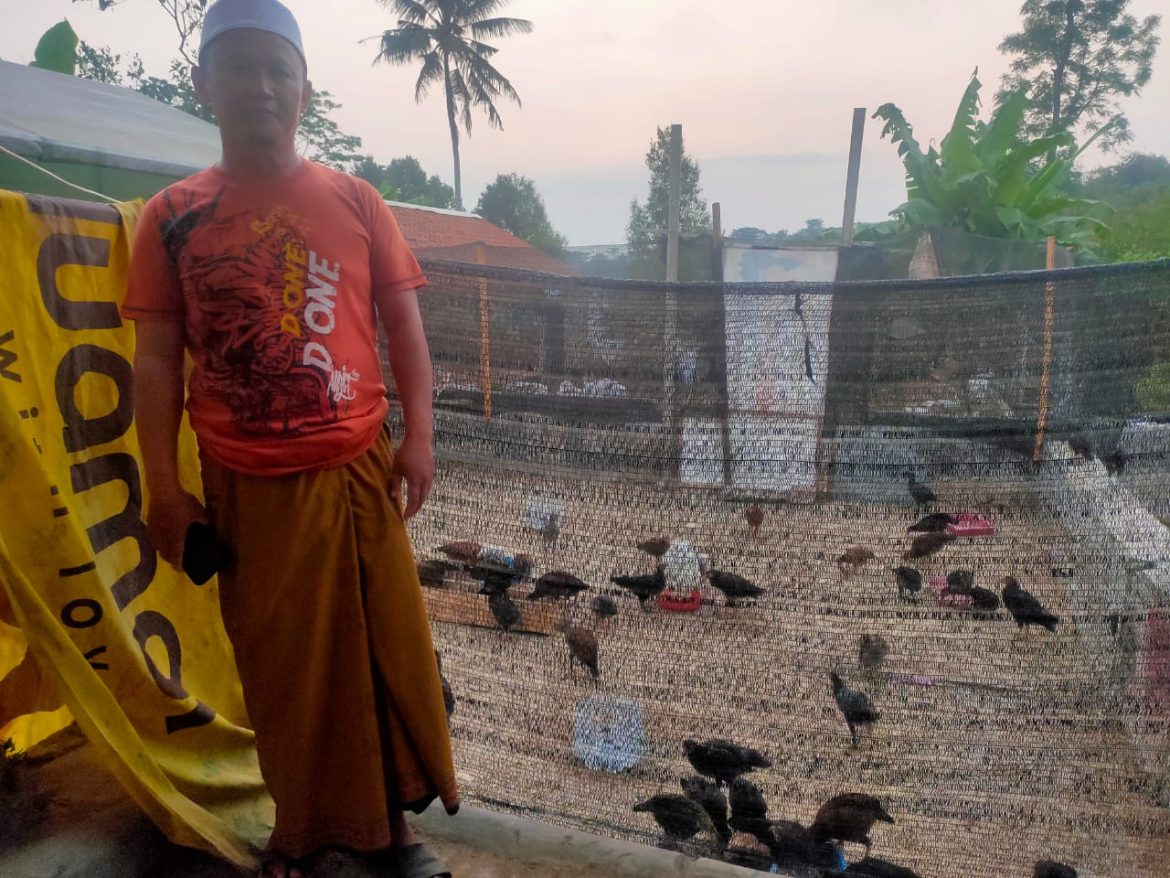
xmin=388 ymin=201 xmax=571 ymax=275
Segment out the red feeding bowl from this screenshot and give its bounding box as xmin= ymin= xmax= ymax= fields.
xmin=657 ymin=588 xmax=703 ymax=613
xmin=946 ymin=513 xmax=997 ymax=537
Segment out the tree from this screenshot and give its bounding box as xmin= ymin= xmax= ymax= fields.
xmin=371 ymin=0 xmax=532 ymax=210
xmin=474 ymin=173 xmax=567 ymax=255
xmin=626 ymin=126 xmax=710 ymax=280
xmin=998 ymin=0 xmax=1161 ymax=152
xmin=296 ymin=91 xmax=364 ymax=171
xmin=873 ymin=70 xmax=1113 ymax=253
xmin=1076 ymin=153 xmax=1170 ymax=260
xmin=79 ymin=1 xmax=207 ymax=66
xmin=351 ymin=156 xmax=455 ymax=207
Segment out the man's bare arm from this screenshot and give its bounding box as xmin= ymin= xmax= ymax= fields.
xmin=133 ymin=316 xmax=204 ymax=565
xmin=374 ymin=288 xmax=435 ymax=519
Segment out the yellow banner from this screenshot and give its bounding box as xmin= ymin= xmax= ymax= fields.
xmin=0 ymin=190 xmax=271 ymax=866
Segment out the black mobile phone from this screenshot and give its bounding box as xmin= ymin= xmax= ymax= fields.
xmin=182 ymin=521 xmax=227 ymax=585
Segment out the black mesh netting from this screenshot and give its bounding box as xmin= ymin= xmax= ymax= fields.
xmin=394 ymin=257 xmax=1170 ymax=878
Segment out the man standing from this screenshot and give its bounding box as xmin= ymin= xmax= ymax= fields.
xmin=122 ymin=2 xmax=457 ymax=876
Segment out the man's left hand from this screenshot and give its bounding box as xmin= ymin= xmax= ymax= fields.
xmin=391 ymin=434 xmax=435 ymax=520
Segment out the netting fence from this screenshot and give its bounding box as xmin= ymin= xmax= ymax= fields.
xmin=395 ymin=258 xmax=1170 ymax=878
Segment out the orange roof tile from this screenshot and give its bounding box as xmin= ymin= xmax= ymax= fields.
xmin=388 ymin=202 xmax=572 ymax=275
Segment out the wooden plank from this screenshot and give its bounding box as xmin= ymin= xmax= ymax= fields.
xmin=423 ymin=586 xmax=560 ymax=637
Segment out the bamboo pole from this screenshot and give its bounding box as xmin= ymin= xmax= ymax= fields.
xmin=477 ymin=244 xmax=492 ymax=420
xmin=1033 ymin=236 xmax=1057 ymax=461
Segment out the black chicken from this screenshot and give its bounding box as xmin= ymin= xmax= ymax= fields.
xmin=728 ymin=776 xmax=772 ymax=846
xmin=632 ymin=793 xmax=713 ymax=843
xmin=907 ymin=475 xmax=936 ymax=507
xmin=831 ymin=672 xmax=880 ymax=747
xmin=845 ymin=857 xmax=923 ymax=877
xmin=592 ymin=595 xmax=619 ymax=619
xmin=417 ymin=559 xmax=457 ymax=589
xmin=488 ymin=589 xmax=521 ymax=633
xmin=680 ymin=776 xmax=730 ymax=846
xmin=528 ymin=571 xmax=590 ymax=602
xmin=476 ymin=568 xmax=518 ymax=596
xmin=611 ymin=566 xmax=666 ymax=611
xmin=434 ymin=650 xmax=454 ymax=721
xmin=636 ymin=537 xmax=671 ymax=559
xmin=907 ymin=513 xmax=956 ymax=533
xmin=768 ymin=820 xmax=843 ymax=873
xmin=706 ymin=569 xmax=765 ymax=607
xmin=892 ymin=566 xmax=923 ymax=601
xmin=945 ymin=569 xmax=975 ymax=593
xmin=968 ymin=586 xmax=1001 ymax=613
xmin=811 ymin=793 xmax=895 ymax=859
xmin=1002 ymin=576 xmax=1059 ymax=634
xmin=903 ymin=532 xmax=955 ymax=561
xmin=682 ymin=738 xmax=771 ymax=786
xmin=1034 ymin=860 xmax=1077 ymax=878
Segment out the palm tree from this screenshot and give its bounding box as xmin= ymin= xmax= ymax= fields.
xmin=372 ymin=0 xmax=532 ymax=209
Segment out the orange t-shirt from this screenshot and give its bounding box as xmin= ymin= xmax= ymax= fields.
xmin=123 ymin=160 xmax=425 ymax=475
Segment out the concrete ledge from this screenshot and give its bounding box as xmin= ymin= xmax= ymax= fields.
xmin=0 ymin=808 xmax=165 ymax=878
xmin=412 ymin=802 xmax=784 ymax=878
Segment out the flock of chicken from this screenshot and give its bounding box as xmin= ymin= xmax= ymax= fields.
xmin=417 ymin=472 xmax=1077 ymax=877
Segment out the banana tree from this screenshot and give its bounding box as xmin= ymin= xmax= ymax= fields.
xmin=873 ymin=70 xmax=1114 ymax=254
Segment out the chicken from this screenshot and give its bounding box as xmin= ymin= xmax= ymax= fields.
xmin=1034 ymin=860 xmax=1077 ymax=878
xmin=745 ymin=505 xmax=764 ymax=537
xmin=907 ymin=475 xmax=936 ymax=507
xmin=837 ymin=546 xmax=875 ymax=574
xmin=682 ymin=738 xmax=771 ymax=786
xmin=680 ymin=776 xmax=730 ymax=846
xmin=903 ymin=532 xmax=955 ymax=560
xmin=488 ymin=589 xmax=521 ymax=633
xmin=636 ymin=537 xmax=672 ymax=559
xmin=475 ymin=568 xmax=518 ymax=596
xmin=434 ymin=650 xmax=455 ymax=722
xmin=845 ymin=857 xmax=923 ymax=877
xmin=632 ymin=793 xmax=714 ymax=844
xmin=945 ymin=569 xmax=975 ymax=593
xmin=1002 ymin=577 xmax=1059 ymax=634
xmin=527 ymin=571 xmax=589 ymax=602
xmin=811 ymin=793 xmax=895 ymax=859
xmin=892 ymin=566 xmax=922 ymax=601
xmin=706 ymin=570 xmax=765 ymax=607
xmin=859 ymin=634 xmax=889 ymax=674
xmin=417 ymin=559 xmax=457 ymax=589
xmin=539 ymin=512 xmax=560 ymax=549
xmin=436 ymin=540 xmax=481 ymax=565
xmin=907 ymin=512 xmax=956 ymax=533
xmin=768 ymin=820 xmax=844 ymax=873
xmin=610 ymin=566 xmax=666 ymax=611
xmin=562 ymin=622 xmax=600 ymax=680
xmin=592 ymin=595 xmax=619 ymax=619
xmin=967 ymin=586 xmax=1001 ymax=613
xmin=727 ymin=776 xmax=772 ymax=846
xmin=831 ymin=671 xmax=880 ymax=747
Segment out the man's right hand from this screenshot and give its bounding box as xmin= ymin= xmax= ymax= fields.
xmin=146 ymin=489 xmax=209 ymax=570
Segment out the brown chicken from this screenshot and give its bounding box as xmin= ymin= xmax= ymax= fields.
xmin=636 ymin=537 xmax=672 ymax=559
xmin=562 ymin=622 xmax=600 ymax=679
xmin=436 ymin=540 xmax=481 ymax=565
xmin=837 ymin=545 xmax=875 ymax=574
xmin=745 ymin=505 xmax=764 ymax=537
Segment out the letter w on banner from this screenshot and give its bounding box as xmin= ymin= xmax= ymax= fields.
xmin=0 ymin=190 xmax=271 ymax=866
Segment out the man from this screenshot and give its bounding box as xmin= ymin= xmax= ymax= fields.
xmin=122 ymin=2 xmax=457 ymax=876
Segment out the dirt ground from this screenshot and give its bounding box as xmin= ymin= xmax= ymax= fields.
xmin=411 ymin=456 xmax=1170 ymax=878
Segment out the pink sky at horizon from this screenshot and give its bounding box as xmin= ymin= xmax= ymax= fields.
xmin=3 ymin=0 xmax=1167 ymax=243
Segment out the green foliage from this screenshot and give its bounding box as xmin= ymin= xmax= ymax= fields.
xmin=372 ymin=0 xmax=533 ymax=209
xmin=1136 ymin=362 xmax=1170 ymax=413
xmin=474 ymin=173 xmax=567 ymax=255
xmin=296 ymin=91 xmax=364 ymax=172
xmin=31 ymin=20 xmax=79 ymax=75
xmin=353 ymin=156 xmax=455 ymax=208
xmin=80 ymin=0 xmax=207 ymax=66
xmin=728 ymin=219 xmax=841 ymax=246
xmin=998 ymin=0 xmax=1161 ymax=152
xmin=626 ymin=126 xmax=711 ymax=280
xmin=873 ymin=70 xmax=1114 ymax=253
xmin=1074 ymin=154 xmax=1170 ymax=260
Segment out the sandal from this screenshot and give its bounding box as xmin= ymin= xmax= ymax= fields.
xmin=388 ymin=842 xmax=452 ymax=878
xmin=259 ymin=854 xmax=310 ymax=878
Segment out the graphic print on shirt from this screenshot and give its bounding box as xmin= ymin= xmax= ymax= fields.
xmin=158 ymin=189 xmax=357 ymax=439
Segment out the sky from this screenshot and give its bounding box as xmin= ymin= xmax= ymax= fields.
xmin=2 ymin=0 xmax=1168 ymax=244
